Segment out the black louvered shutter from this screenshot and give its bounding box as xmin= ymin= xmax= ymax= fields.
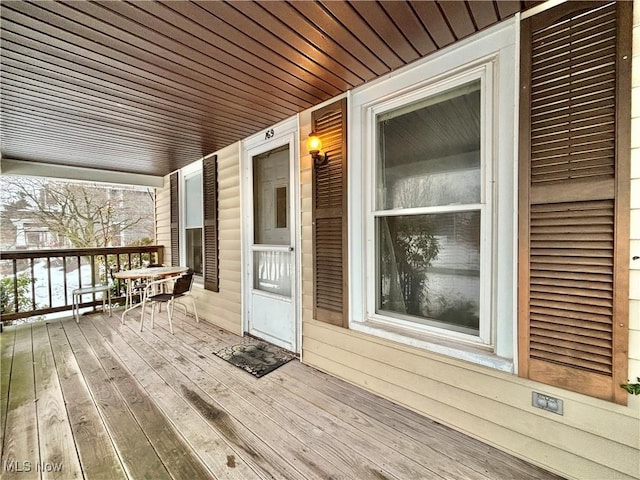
xmin=518 ymin=1 xmax=631 ymax=403
xmin=313 ymin=99 xmax=348 ymax=327
xmin=170 ymin=172 xmax=180 ymax=267
xmin=203 ymin=155 xmax=219 ymax=292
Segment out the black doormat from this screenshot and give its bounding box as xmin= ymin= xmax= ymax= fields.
xmin=214 ymin=339 xmax=296 ymax=378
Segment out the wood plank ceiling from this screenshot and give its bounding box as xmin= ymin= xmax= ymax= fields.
xmin=0 ymin=1 xmax=540 ymax=178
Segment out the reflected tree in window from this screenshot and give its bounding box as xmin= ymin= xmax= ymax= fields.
xmin=379 ymin=214 xmax=439 ymax=317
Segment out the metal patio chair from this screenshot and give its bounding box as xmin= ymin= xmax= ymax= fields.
xmin=140 ymin=272 xmax=199 ymax=334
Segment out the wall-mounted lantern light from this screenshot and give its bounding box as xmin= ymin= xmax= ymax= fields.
xmin=307 ymin=132 xmax=328 ymax=167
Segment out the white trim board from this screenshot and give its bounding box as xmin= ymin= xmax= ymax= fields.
xmin=0 ymin=158 xmax=164 ymax=188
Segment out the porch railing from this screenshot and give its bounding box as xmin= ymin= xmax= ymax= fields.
xmin=0 ymin=246 xmax=164 ymax=323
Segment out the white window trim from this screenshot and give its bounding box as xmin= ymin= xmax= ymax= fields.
xmin=349 ymin=19 xmax=518 ymax=372
xmin=179 ymin=159 xmax=203 ymax=280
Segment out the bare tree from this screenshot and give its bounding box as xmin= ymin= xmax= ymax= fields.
xmin=1 ymin=176 xmax=154 ymax=248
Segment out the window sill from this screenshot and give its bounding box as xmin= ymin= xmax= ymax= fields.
xmin=350 ymin=317 xmax=514 ymax=373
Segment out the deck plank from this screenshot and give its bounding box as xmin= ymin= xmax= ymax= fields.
xmin=2 ymin=325 xmax=39 ymax=479
xmin=162 ymin=317 xmax=401 ymax=480
xmin=87 ymin=315 xmax=260 ymax=480
xmin=143 ymin=314 xmax=442 ymax=480
xmin=0 ymin=325 xmax=16 ymax=458
xmin=292 ymin=360 xmax=559 ymax=480
xmin=124 ymin=316 xmax=381 ymax=480
xmin=61 ymin=319 xmax=173 ymax=480
xmin=125 ymin=313 xmax=311 ymax=480
xmin=265 ymin=363 xmax=490 ymax=480
xmin=240 ymin=363 xmax=450 ymax=479
xmin=3 ymin=312 xmax=564 ymax=480
xmin=156 ymin=311 xmax=563 ymax=480
xmin=98 ymin=313 xmax=323 ymax=480
xmin=76 ymin=317 xmax=220 ymax=480
xmin=32 ymin=321 xmax=82 ymax=479
xmin=45 ymin=321 xmax=127 ymax=480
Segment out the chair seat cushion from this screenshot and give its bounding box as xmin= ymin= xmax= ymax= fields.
xmin=148 ymin=292 xmax=185 ymax=302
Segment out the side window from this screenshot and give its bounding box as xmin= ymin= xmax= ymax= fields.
xmin=170 ymin=157 xmax=218 ymax=290
xmin=184 ymin=172 xmax=203 ymax=276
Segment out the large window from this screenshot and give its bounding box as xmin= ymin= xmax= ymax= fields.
xmin=350 ymin=21 xmax=517 ymax=370
xmin=371 ymin=75 xmax=490 ymax=344
xmin=184 ymin=171 xmax=203 ymax=275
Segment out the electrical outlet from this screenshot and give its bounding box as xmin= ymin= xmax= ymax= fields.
xmin=532 ymin=392 xmax=564 ymax=415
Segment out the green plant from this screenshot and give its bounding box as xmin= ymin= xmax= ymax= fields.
xmin=0 ymin=273 xmax=34 ymax=314
xmin=621 ymin=378 xmax=640 ymax=395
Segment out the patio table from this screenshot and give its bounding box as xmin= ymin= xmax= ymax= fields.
xmin=114 ymin=266 xmax=189 ymax=322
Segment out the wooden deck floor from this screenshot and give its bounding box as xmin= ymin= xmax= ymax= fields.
xmin=1 ymin=308 xmax=563 ymax=480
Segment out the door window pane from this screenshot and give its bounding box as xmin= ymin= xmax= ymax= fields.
xmin=254 ymin=250 xmax=291 ymax=296
xmin=253 ymin=146 xmax=290 ymax=245
xmin=377 ymin=212 xmax=480 ymax=335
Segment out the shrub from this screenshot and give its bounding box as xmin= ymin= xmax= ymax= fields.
xmin=0 ymin=274 xmax=33 ymax=315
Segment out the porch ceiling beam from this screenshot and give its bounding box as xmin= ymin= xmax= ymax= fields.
xmin=0 ymin=158 xmax=165 ymax=188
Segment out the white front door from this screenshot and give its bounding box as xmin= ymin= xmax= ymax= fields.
xmin=243 ymin=123 xmax=299 ymax=352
